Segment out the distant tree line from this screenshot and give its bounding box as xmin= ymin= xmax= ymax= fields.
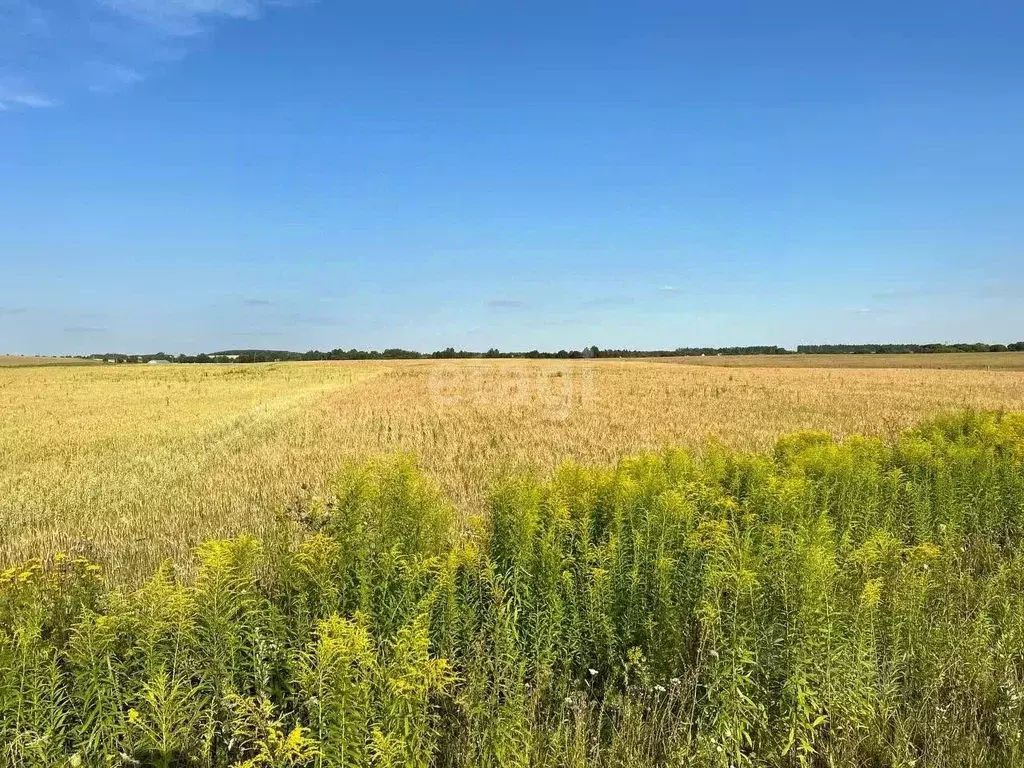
xmin=592 ymin=346 xmax=791 ymax=358
xmin=84 ymin=345 xmax=792 ymax=364
xmin=797 ymin=342 xmax=1024 ymax=354
xmin=83 ymin=341 xmax=1024 ymax=364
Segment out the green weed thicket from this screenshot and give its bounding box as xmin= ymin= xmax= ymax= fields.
xmin=3 ymin=411 xmax=1024 ymax=767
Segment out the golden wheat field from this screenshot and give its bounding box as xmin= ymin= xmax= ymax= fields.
xmin=3 ymin=357 xmax=1024 ymax=581
xmin=0 ymin=355 xmax=100 ymax=367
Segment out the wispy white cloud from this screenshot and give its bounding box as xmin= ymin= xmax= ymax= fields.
xmin=1 ymin=0 xmax=50 ymax=35
xmin=581 ymin=295 xmax=633 ymax=308
xmin=100 ymin=0 xmax=265 ymax=36
xmin=1 ymin=0 xmax=300 ymax=110
xmin=86 ymin=62 xmax=144 ymax=93
xmin=64 ymin=325 xmax=109 ymax=334
xmin=0 ymin=76 xmax=56 ymax=109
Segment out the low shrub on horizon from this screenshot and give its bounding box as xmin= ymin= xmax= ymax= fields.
xmin=3 ymin=411 xmax=1024 ymax=767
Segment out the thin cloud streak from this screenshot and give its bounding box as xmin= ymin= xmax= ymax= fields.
xmin=86 ymin=62 xmax=144 ymax=93
xmin=581 ymin=295 xmax=633 ymax=308
xmin=0 ymin=77 xmax=56 ymax=109
xmin=100 ymin=0 xmax=265 ymax=36
xmin=0 ymin=0 xmax=300 ymax=109
xmin=64 ymin=326 xmax=109 ymax=334
xmin=284 ymin=312 xmax=338 ymax=326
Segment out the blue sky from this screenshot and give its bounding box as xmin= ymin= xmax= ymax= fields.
xmin=2 ymin=0 xmax=1022 ymax=354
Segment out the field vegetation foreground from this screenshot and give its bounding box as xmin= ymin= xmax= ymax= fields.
xmin=3 ymin=410 xmax=1024 ymax=766
xmin=4 ymin=359 xmax=1024 ymax=578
